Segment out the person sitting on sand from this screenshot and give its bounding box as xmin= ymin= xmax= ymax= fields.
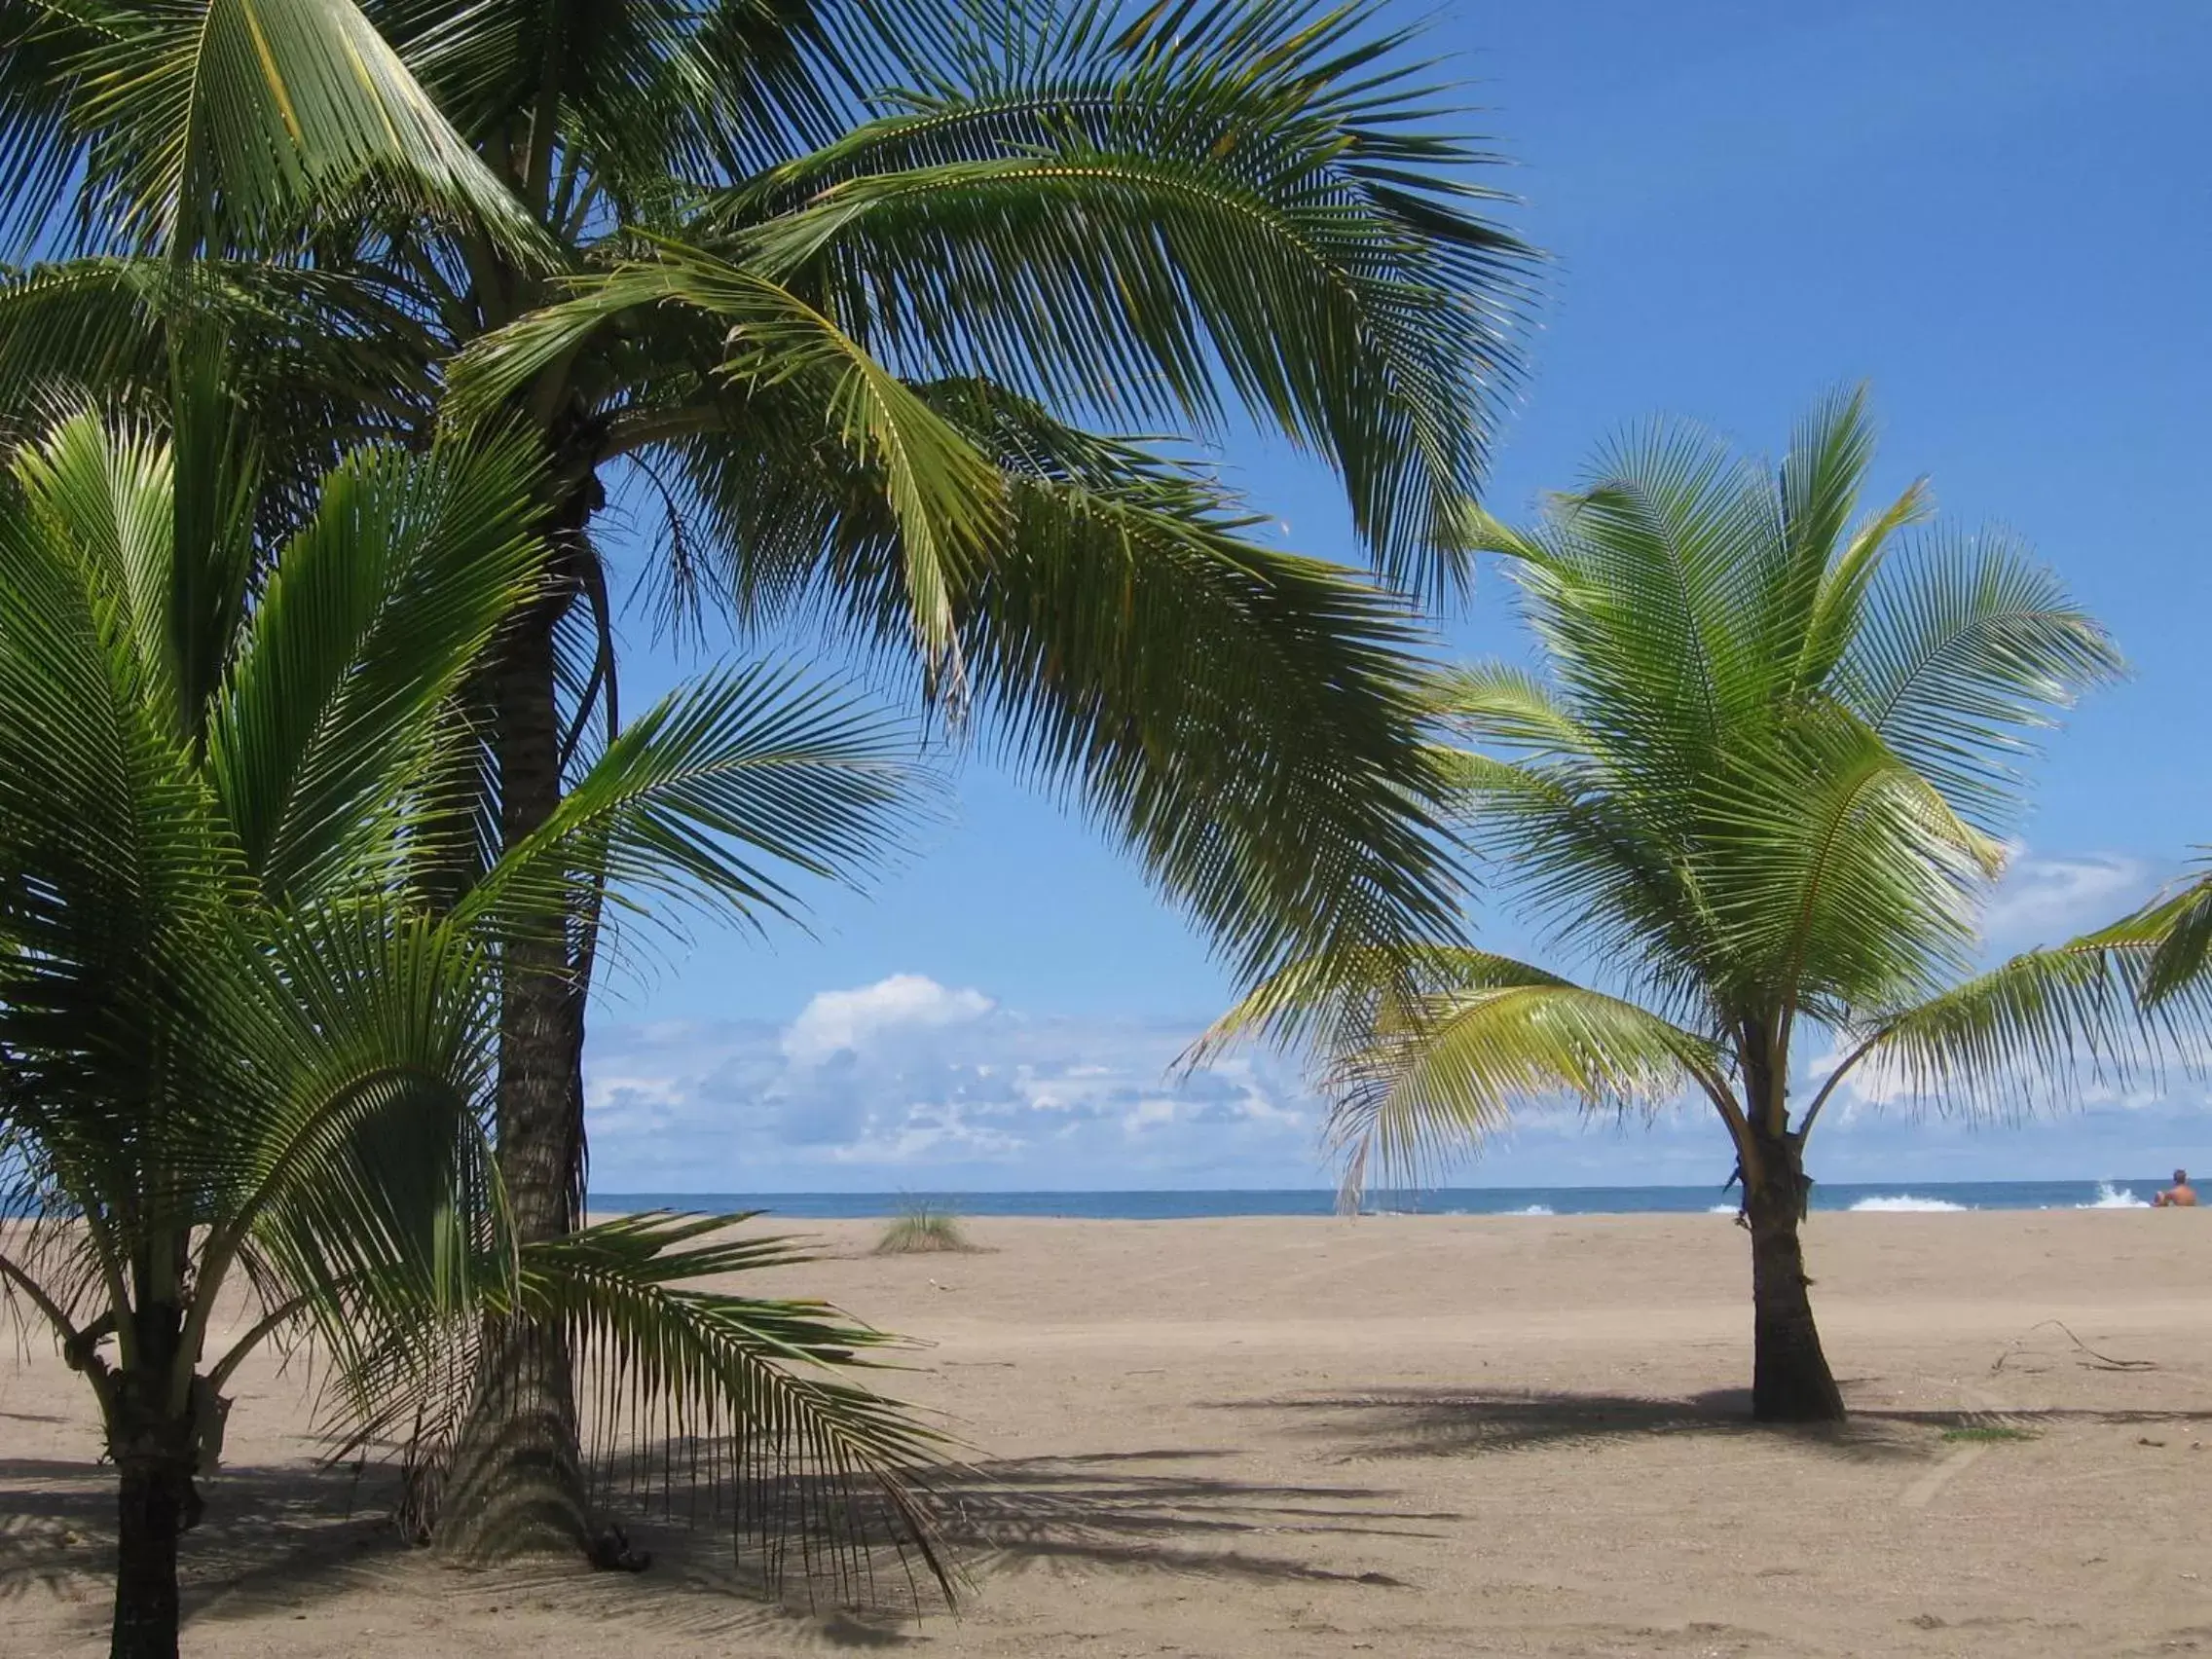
xmin=2153 ymin=1169 xmax=2197 ymax=1207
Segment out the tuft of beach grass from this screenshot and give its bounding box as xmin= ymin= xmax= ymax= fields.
xmin=873 ymin=1200 xmax=978 ymax=1255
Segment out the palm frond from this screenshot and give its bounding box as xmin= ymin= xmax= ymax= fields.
xmin=1315 ymin=949 xmax=1714 ymax=1200
xmin=206 ymin=432 xmax=546 ymax=902
xmin=1838 ymin=527 xmax=2122 ymax=827
xmin=701 ymin=0 xmax=1533 ymax=593
xmin=459 ymin=660 xmax=919 ymax=945
xmin=5 ymin=0 xmax=540 ymax=257
xmin=448 ymin=246 xmax=1005 ymax=675
xmin=1698 ymin=706 xmax=2002 ymax=1018
xmin=1852 ymin=915 xmax=2212 ymax=1121
xmin=520 ymin=1212 xmax=954 ymax=1602
xmin=1421 ymin=661 xmax=1592 ymax=757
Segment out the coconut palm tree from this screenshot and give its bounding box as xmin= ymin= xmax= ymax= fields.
xmin=0 ymin=379 xmax=949 ymax=1658
xmin=1206 ymin=388 xmax=2212 ymax=1421
xmin=0 ymin=0 xmax=1531 ymax=1549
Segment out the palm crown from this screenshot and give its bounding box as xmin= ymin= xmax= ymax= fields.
xmin=1209 ymin=389 xmax=2210 ymax=1420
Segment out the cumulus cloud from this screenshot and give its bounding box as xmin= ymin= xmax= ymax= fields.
xmin=583 ymin=974 xmax=1331 ymax=1191
xmin=1979 ymin=848 xmax=2149 ymax=944
xmin=782 ymin=974 xmax=994 ymax=1066
xmin=583 ymin=970 xmax=2212 ymax=1196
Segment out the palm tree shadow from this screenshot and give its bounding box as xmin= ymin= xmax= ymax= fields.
xmin=1207 ymin=1384 xmax=2212 ymax=1467
xmin=0 ymin=1454 xmax=406 ymax=1621
xmin=1206 ymin=1385 xmax=1959 ymax=1464
xmin=6 ymin=1446 xmax=1455 ymax=1648
xmin=600 ymin=1446 xmax=1456 ymax=1619
xmin=923 ymin=1448 xmax=1459 ymax=1589
xmin=0 ymin=1454 xmax=938 ymax=1650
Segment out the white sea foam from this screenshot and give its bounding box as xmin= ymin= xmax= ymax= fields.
xmin=2077 ymin=1181 xmax=2151 ymax=1209
xmin=1848 ymin=1194 xmax=1970 ymax=1212
xmin=1505 ymin=1203 xmax=1556 ymax=1216
xmin=1708 ymin=1203 xmax=1740 ymax=1215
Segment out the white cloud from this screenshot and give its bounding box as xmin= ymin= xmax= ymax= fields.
xmin=1979 ymin=848 xmax=2148 ymax=944
xmin=581 ymin=971 xmax=2212 ymax=1195
xmin=781 ymin=973 xmax=993 ymax=1066
xmin=582 ymin=974 xmax=1333 ymax=1190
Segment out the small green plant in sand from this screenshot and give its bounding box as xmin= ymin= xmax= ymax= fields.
xmin=1941 ymin=1425 xmax=2037 ymax=1444
xmin=875 ymin=1201 xmax=978 ymax=1256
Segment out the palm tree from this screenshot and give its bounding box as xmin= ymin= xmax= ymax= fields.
xmin=1206 ymin=388 xmax=2212 ymax=1421
xmin=1 ymin=0 xmax=1532 ymax=1550
xmin=0 ymin=381 xmax=950 ymax=1658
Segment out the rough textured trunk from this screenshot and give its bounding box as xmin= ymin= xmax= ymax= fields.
xmin=439 ymin=482 xmax=596 ymax=1559
xmin=1743 ymin=1129 xmax=1845 ymax=1422
xmin=106 ymin=1314 xmax=199 ymax=1659
xmin=110 ymin=1456 xmax=191 ymax=1659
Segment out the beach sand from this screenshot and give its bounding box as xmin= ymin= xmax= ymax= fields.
xmin=6 ymin=1210 xmax=2210 ymax=1656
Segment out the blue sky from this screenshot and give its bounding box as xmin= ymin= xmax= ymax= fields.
xmin=583 ymin=1 xmax=2212 ymax=1193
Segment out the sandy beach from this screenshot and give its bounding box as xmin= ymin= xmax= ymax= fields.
xmin=7 ymin=1210 xmax=2210 ymax=1656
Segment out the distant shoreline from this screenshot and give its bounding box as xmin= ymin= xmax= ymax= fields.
xmin=585 ymin=1178 xmax=2165 ymax=1221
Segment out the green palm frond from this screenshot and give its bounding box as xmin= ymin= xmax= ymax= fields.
xmin=1847 ymin=912 xmax=2212 ymax=1122
xmin=4 ymin=0 xmax=539 ymax=257
xmin=2136 ymin=860 xmax=2212 ymax=1008
xmin=447 ymin=245 xmax=1005 ymax=673
xmin=461 ymin=660 xmax=919 ymax=944
xmin=1428 ymin=746 xmax=1713 ymax=1020
xmin=207 ymin=431 xmax=546 ymax=900
xmin=1209 ymin=943 xmax=1718 ymax=1201
xmin=1837 ymin=526 xmax=2122 ymax=827
xmin=519 ymin=1212 xmax=954 ymax=1600
xmin=1698 ymin=707 xmax=2003 ymax=1019
xmin=1420 ymin=662 xmax=1591 ymax=757
xmin=1780 ymin=387 xmax=1934 ymax=690
xmin=953 ymin=406 xmax=1457 ymax=984
xmin=332 ymin=1206 xmax=956 ymax=1595
xmin=681 ymin=0 xmax=1532 ymax=594
xmin=635 ymin=376 xmax=1464 ymax=985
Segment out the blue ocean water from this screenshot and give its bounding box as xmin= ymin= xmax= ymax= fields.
xmin=592 ymin=1179 xmax=2164 ymax=1220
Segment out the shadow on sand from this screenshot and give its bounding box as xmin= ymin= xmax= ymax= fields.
xmin=1201 ymin=1383 xmax=2212 ymax=1465
xmin=0 ymin=1455 xmax=925 ymax=1649
xmin=929 ymin=1448 xmax=1455 ymax=1588
xmin=1 ymin=1443 xmax=1449 ymax=1647
xmin=29 ymin=1389 xmax=2198 ymax=1645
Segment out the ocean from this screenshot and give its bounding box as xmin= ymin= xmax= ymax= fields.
xmin=592 ymin=1178 xmax=2164 ymax=1220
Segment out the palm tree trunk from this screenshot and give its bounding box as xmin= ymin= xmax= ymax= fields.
xmin=108 ymin=1328 xmax=199 ymax=1659
xmin=110 ymin=1455 xmax=191 ymax=1659
xmin=1742 ymin=1130 xmax=1845 ymax=1422
xmin=438 ymin=486 xmax=594 ymax=1558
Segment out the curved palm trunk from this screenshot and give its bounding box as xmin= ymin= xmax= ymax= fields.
xmin=1742 ymin=1127 xmax=1845 ymax=1422
xmin=439 ymin=481 xmax=595 ymax=1558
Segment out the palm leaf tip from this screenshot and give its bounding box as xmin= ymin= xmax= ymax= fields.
xmin=524 ymin=1213 xmax=960 ymax=1604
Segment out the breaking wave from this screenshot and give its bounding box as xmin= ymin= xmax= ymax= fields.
xmin=1848 ymin=1194 xmax=1971 ymax=1212
xmin=2077 ymin=1182 xmax=2151 ymax=1209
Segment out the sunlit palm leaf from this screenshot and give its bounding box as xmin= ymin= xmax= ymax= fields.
xmin=1837 ymin=528 xmax=2120 ymax=828
xmin=4 ymin=0 xmax=538 ymax=256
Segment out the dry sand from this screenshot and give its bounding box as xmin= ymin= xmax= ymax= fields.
xmin=6 ymin=1210 xmax=2211 ymax=1656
